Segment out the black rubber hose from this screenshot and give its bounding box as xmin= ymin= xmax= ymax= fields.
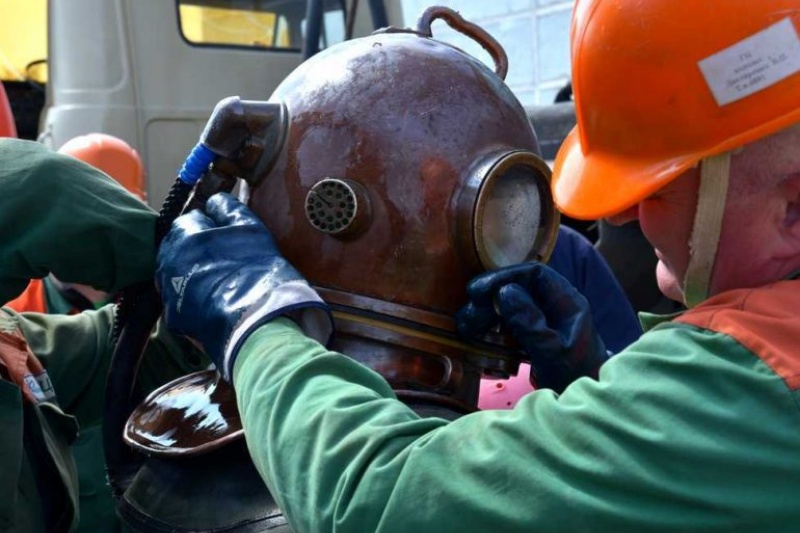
xmin=104 ymin=163 xmax=239 ymax=499
xmin=103 ymin=177 xmax=193 ymax=498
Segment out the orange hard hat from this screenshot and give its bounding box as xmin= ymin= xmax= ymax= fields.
xmin=58 ymin=133 xmax=146 ymax=200
xmin=553 ymin=0 xmax=800 ymax=220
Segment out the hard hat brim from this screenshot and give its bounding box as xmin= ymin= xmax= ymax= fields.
xmin=552 ymin=127 xmax=697 ymax=220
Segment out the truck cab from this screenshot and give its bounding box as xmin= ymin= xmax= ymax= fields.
xmin=44 ymin=0 xmax=403 ymax=203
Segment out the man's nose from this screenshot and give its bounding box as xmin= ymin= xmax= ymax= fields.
xmin=604 ymin=204 xmax=639 ymax=226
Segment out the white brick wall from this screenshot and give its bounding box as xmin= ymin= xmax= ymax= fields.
xmin=400 ymin=0 xmax=574 ymax=106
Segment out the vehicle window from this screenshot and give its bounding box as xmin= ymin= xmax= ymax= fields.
xmin=177 ymin=0 xmax=345 ymax=51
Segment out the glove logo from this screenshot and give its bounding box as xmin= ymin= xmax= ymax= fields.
xmin=172 ymin=263 xmax=200 ymax=313
xmin=171 ymin=276 xmax=185 ymax=294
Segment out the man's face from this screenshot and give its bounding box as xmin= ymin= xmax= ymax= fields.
xmin=639 ymin=169 xmax=702 ymax=302
xmin=606 ymin=149 xmax=786 ymax=303
xmin=607 ymin=168 xmax=701 ymax=303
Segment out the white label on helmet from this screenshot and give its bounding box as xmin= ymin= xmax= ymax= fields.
xmin=698 ymin=18 xmax=800 ymax=106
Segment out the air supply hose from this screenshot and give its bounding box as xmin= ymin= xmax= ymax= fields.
xmin=103 ymin=144 xmax=232 ymax=498
xmin=102 ymin=96 xmax=287 ymax=501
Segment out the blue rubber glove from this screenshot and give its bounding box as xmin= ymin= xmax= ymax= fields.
xmin=456 ymin=263 xmax=608 ymax=394
xmin=156 ymin=193 xmax=332 ymax=381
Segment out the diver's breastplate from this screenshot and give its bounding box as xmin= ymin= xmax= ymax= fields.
xmin=118 ymin=441 xmax=291 ymax=532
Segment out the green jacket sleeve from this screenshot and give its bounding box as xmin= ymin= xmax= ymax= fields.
xmin=0 ymin=138 xmax=207 ymax=414
xmin=234 ymin=318 xmax=800 ymax=533
xmin=0 ymin=138 xmax=156 ymax=305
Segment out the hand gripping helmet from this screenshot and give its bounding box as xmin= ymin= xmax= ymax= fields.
xmin=242 ymin=6 xmax=559 ymax=412
xmin=59 ymin=133 xmax=146 ymax=201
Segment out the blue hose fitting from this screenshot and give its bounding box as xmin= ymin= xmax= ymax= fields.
xmin=178 ymin=144 xmax=216 ymax=185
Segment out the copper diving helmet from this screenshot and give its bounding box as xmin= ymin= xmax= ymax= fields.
xmin=243 ymin=6 xmax=559 ymax=411
xmin=127 ymin=4 xmax=559 ymax=451
xmin=119 ymin=9 xmax=558 ymax=531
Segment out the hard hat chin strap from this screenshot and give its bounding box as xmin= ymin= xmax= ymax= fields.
xmin=683 ymin=152 xmax=731 ymax=308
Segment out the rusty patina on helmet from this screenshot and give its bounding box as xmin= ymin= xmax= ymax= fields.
xmin=243 ymin=7 xmax=559 ymax=408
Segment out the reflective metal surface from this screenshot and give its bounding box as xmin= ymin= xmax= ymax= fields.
xmin=124 ymin=370 xmax=242 ymax=456
xmin=246 ymin=7 xmax=557 ymax=330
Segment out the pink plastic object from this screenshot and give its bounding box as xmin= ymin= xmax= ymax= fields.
xmin=478 ymin=363 xmax=534 ymax=410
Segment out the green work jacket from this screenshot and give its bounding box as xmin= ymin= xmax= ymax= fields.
xmin=233 ymin=280 xmax=800 ymax=533
xmin=0 ymin=307 xmax=206 ymax=533
xmin=0 ymin=138 xmax=206 ymax=532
